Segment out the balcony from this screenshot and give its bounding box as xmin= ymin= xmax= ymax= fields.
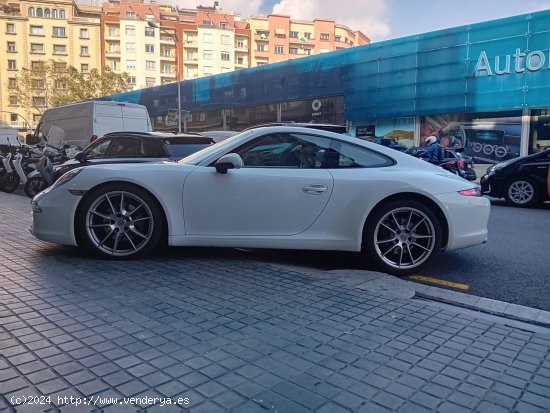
xmin=105 ymin=49 xmax=121 ymax=57
xmin=235 ymin=45 xmax=248 ymax=52
xmin=160 ymin=35 xmax=176 ymax=44
xmin=183 ymin=57 xmax=199 ymax=64
xmin=104 ymin=33 xmax=120 ymax=40
xmin=184 ymin=40 xmax=198 ymax=48
xmin=254 ymin=49 xmax=269 ymax=58
xmin=160 ymin=54 xmax=176 ymax=62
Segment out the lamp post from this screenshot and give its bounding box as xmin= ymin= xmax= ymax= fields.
xmin=147 ymin=20 xmax=182 ymax=133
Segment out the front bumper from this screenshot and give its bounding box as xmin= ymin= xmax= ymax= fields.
xmin=30 ymin=186 xmax=81 ymax=246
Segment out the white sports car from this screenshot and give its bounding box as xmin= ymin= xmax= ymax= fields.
xmin=30 ymin=126 xmax=490 ymax=276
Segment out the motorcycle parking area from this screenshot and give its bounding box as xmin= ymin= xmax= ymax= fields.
xmin=1 ymin=191 xmax=550 ymax=412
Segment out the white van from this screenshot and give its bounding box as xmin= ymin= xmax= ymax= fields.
xmin=0 ymin=125 xmax=20 ymax=147
xmin=29 ymin=101 xmax=152 ymax=149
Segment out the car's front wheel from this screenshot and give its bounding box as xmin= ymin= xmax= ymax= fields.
xmin=505 ymin=177 xmax=539 ymax=207
xmin=76 ymin=184 xmax=163 ymax=259
xmin=364 ymin=200 xmax=442 ymax=276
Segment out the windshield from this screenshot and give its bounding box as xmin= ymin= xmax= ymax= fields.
xmin=178 ymin=130 xmax=253 ymax=165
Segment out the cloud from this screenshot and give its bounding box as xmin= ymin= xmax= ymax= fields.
xmin=145 ymin=0 xmax=264 ymax=18
xmin=271 ymin=0 xmax=390 ymax=40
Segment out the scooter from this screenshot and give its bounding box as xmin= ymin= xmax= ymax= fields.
xmin=24 ymin=145 xmax=65 ymax=198
xmin=0 ymin=151 xmax=19 ymax=193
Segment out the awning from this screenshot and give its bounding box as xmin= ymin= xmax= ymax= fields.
xmin=274 ymin=28 xmax=286 ymax=35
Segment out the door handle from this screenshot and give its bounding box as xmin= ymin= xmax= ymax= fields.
xmin=302 ymin=184 xmax=328 ymax=194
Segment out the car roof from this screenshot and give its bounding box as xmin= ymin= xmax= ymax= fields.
xmin=101 ymin=131 xmax=213 ymax=143
xmin=242 ymin=122 xmax=347 ymax=133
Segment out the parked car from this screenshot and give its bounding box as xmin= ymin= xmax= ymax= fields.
xmin=480 ymin=148 xmax=550 ymax=207
xmin=53 ymin=131 xmax=214 ymax=182
xmin=31 ymin=125 xmax=490 ymax=276
xmin=406 ymin=146 xmax=477 ymax=181
xmin=198 ymin=130 xmax=240 ymax=143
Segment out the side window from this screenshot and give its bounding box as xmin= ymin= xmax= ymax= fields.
xmin=142 ymin=139 xmax=168 ymax=157
xmin=233 ymin=133 xmax=331 ymax=168
xmin=107 ymin=137 xmax=141 ymax=156
xmin=84 ymin=138 xmax=113 ymax=157
xmin=325 ymin=141 xmax=394 ymax=168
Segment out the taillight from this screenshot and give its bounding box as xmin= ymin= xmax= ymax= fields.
xmin=90 ymin=135 xmax=98 ymax=142
xmin=457 ymin=160 xmax=465 ymax=169
xmin=458 ymin=186 xmax=482 ymax=197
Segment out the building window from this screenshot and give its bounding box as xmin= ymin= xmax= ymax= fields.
xmin=163 ymin=48 xmax=172 ymax=57
xmin=32 ymin=79 xmax=45 ymax=89
xmin=53 ymin=44 xmax=66 ymax=55
xmin=44 ymin=9 xmax=51 ymax=18
xmin=320 ymin=33 xmax=329 ymax=41
xmin=145 ymin=44 xmax=155 ymax=53
xmin=289 ymin=47 xmax=298 ymax=54
xmin=304 ymin=32 xmax=312 ymax=39
xmin=108 ymin=26 xmax=116 ymax=37
xmin=203 ymin=33 xmax=212 ymax=43
xmin=59 ymin=9 xmax=65 ymax=19
xmin=257 ymin=44 xmax=266 ymax=52
xmin=125 ymin=26 xmax=135 ymax=36
xmin=108 ymin=43 xmax=118 ymax=53
xmin=8 ymin=78 xmax=16 ymax=88
xmin=54 ymin=80 xmax=67 ymax=90
xmin=221 ymin=35 xmax=231 ymax=45
xmin=52 ymin=9 xmax=58 ymax=18
xmin=125 ymin=42 xmax=135 ymax=53
xmin=290 ymin=31 xmax=298 ymax=38
xmin=109 ymin=61 xmax=117 ymax=71
xmin=335 ymin=35 xmax=341 ymax=42
xmin=54 ymin=62 xmax=66 ymax=72
xmin=237 ymin=40 xmax=245 ymax=48
xmin=80 ymin=46 xmax=89 ymax=56
xmin=186 ymin=52 xmax=195 ymax=60
xmin=203 ymin=50 xmax=213 ymax=60
xmin=8 ymin=60 xmax=16 ymax=70
xmin=221 ymin=52 xmax=230 ymax=61
xmin=6 ymin=23 xmax=15 ymax=34
xmin=36 ymin=8 xmax=43 ymax=17
xmin=31 ymin=61 xmax=43 ymax=70
xmin=203 ymin=66 xmax=213 ymax=75
xmin=80 ymin=28 xmax=89 ymax=39
xmin=237 ymin=57 xmax=244 ymax=64
xmin=30 ymin=43 xmax=44 ymax=53
xmin=30 ymin=25 xmax=44 ymax=36
xmin=144 ymin=26 xmax=154 ymax=37
xmin=275 ymin=45 xmax=284 ymax=54
xmin=33 ymin=96 xmax=46 ymax=107
xmin=146 ymin=61 xmax=156 ymax=70
xmin=126 ymin=11 xmax=136 ymax=18
xmin=9 ymin=96 xmax=17 ymax=106
xmin=52 ymin=27 xmax=65 ymax=37
xmin=202 ymin=20 xmax=212 ymax=25
xmin=126 ymin=60 xmax=136 ymax=70
xmin=10 ymin=114 xmax=17 ymax=123
xmin=7 ymin=42 xmax=16 ymax=52
xmin=81 ymin=64 xmax=89 ymax=73
xmin=304 ymin=48 xmax=312 ymax=55
xmin=33 ymin=114 xmax=41 ymax=123
xmin=162 ymin=63 xmax=172 ymax=74
xmin=28 ymin=7 xmax=35 ymax=17
xmin=127 ymin=76 xmax=136 ymax=85
xmin=146 ymin=77 xmax=155 ymax=87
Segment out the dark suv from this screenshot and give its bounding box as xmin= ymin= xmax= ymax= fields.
xmin=53 ymin=131 xmax=214 ymax=181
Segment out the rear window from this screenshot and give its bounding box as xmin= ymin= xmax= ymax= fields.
xmin=165 ymin=143 xmax=212 ymax=159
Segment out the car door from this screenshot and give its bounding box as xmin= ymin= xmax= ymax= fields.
xmin=519 ymin=150 xmax=550 ymax=195
xmin=183 ymin=132 xmax=334 ymax=236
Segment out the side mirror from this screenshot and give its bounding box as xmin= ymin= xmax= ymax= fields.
xmin=74 ymin=151 xmax=86 ymax=163
xmin=25 ymin=133 xmax=40 ymax=146
xmin=214 ymin=153 xmax=243 ymax=174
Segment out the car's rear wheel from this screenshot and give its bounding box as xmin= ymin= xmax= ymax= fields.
xmin=364 ymin=200 xmax=442 ymax=276
xmin=505 ymin=177 xmax=539 ymax=207
xmin=76 ymin=183 xmax=163 ymax=259
xmin=24 ymin=176 xmax=47 ymax=198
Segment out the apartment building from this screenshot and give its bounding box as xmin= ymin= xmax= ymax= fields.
xmin=0 ymin=0 xmax=101 ymax=128
xmin=248 ymin=15 xmax=370 ymax=66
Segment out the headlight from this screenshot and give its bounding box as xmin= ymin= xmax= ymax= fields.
xmin=51 ymin=168 xmax=83 ymax=190
xmin=487 ymin=164 xmax=503 ymax=174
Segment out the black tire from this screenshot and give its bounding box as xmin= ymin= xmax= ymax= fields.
xmin=76 ymin=183 xmax=164 ymax=259
xmin=1 ymin=173 xmax=20 ymax=193
xmin=504 ymin=177 xmax=540 ymax=208
xmin=24 ymin=177 xmax=47 ymax=198
xmin=363 ymin=199 xmax=442 ymax=276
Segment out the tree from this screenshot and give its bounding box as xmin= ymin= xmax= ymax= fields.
xmin=13 ymin=59 xmax=132 ymax=113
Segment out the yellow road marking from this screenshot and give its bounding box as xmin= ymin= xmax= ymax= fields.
xmin=408 ymin=275 xmax=470 ymax=290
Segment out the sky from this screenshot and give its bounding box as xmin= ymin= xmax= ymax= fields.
xmin=145 ymin=0 xmax=550 ymax=42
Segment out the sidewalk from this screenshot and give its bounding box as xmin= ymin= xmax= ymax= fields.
xmin=1 ymin=191 xmax=550 ymax=412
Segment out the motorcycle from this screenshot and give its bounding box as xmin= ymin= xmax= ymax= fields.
xmin=0 ymin=151 xmax=19 ymax=193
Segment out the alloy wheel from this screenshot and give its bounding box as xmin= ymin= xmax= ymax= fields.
xmin=85 ymin=190 xmax=155 ymax=257
xmin=373 ymin=207 xmax=436 ymax=270
xmin=508 ymin=180 xmax=534 ymax=205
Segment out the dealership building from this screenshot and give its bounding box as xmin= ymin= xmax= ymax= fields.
xmin=104 ymin=9 xmax=550 ymax=163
